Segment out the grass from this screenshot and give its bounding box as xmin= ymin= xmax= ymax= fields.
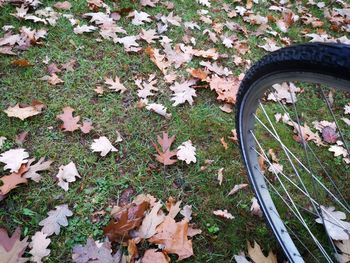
xmin=0 ymin=0 xmax=348 ymax=262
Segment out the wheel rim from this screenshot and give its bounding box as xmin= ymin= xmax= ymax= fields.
xmin=239 ymin=71 xmax=350 ymax=262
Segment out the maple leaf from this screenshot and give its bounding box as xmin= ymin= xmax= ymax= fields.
xmin=39 ymin=204 xmax=73 ymax=236
xmin=213 ymin=209 xmax=234 ymax=219
xmin=315 ymin=206 xmax=350 ymax=240
xmin=209 ymin=75 xmax=240 ymax=104
xmin=4 ymin=101 xmax=45 ymax=120
xmin=24 ymin=157 xmax=52 ymax=183
xmin=0 ymin=148 xmax=29 ymax=173
xmin=56 ymin=162 xmax=81 ymax=191
xmin=0 ymin=227 xmax=29 ymax=263
xmin=247 ymin=241 xmax=277 ymax=263
xmin=91 ymin=136 xmax=118 ymax=157
xmin=177 ymin=140 xmax=196 ymax=164
xmin=335 ymin=239 xmax=350 ymax=263
xmin=72 ymin=238 xmax=113 ymax=263
xmin=137 ymin=201 xmax=165 ymax=239
xmin=146 ymin=103 xmax=171 ymax=119
xmin=228 ymin=184 xmax=248 ymax=196
xmin=57 ymin=107 xmax=80 ymax=132
xmin=170 ymin=80 xmax=197 ymax=106
xmin=104 ymin=76 xmax=126 ymax=93
xmin=103 ymin=200 xmax=149 ymax=242
xmin=153 ymin=132 xmax=177 ymax=165
xmin=29 ymin=231 xmax=51 ymax=263
xmin=149 ymin=216 xmax=193 ymax=260
xmin=141 ymin=249 xmax=170 ymax=263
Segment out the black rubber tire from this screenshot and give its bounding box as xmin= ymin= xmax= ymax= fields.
xmin=236 ymin=42 xmax=350 ymax=261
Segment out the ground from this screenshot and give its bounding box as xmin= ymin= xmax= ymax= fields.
xmin=0 ymin=0 xmax=348 ymax=262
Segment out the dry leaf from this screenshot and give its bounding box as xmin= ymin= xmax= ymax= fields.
xmin=131 ymin=11 xmax=151 ymax=25
xmin=170 ymin=80 xmax=197 ymax=106
xmin=213 ymin=209 xmax=234 ymax=219
xmin=217 ymin=168 xmax=224 ymax=185
xmin=73 ymin=25 xmax=97 ymax=34
xmin=11 ymin=59 xmax=31 ymax=67
xmin=4 ymin=101 xmax=45 ymax=120
xmin=177 ymin=140 xmax=196 ymax=164
xmin=57 ymin=107 xmax=80 ymax=132
xmin=0 ymin=148 xmax=29 ymax=173
xmin=166 ymin=197 xmax=182 ymax=219
xmin=29 ymin=231 xmax=51 ymax=263
xmin=53 ymin=1 xmax=71 ymax=10
xmin=220 ymin=137 xmax=228 ymax=150
xmin=335 ymin=239 xmax=350 ymax=263
xmin=186 ymin=68 xmax=208 ymax=80
xmin=247 ymin=241 xmax=277 ymax=263
xmin=250 ymin=197 xmax=262 ymax=217
xmin=56 ymin=162 xmax=81 ymax=191
xmin=0 ymin=164 xmax=28 ymax=196
xmin=105 ymin=76 xmax=126 ymax=93
xmin=146 ymin=103 xmax=171 ymax=119
xmin=91 ymin=136 xmax=118 ymax=157
xmin=137 ymin=201 xmax=165 ymax=239
xmin=0 ymin=227 xmax=29 ymax=263
xmin=228 ymin=184 xmax=248 ymax=196
xmin=209 ymin=75 xmax=240 ymax=104
xmin=24 ymin=157 xmax=52 ymax=182
xmin=180 ymin=205 xmax=192 ymax=221
xmin=72 ymin=238 xmax=113 ymax=263
xmin=80 ymin=120 xmax=93 ymax=134
xmin=39 ymin=204 xmax=73 ymax=236
xmin=141 ymin=249 xmax=169 ymax=262
xmin=153 ymin=132 xmax=177 ymax=165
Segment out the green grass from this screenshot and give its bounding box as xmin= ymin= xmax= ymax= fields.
xmin=0 ymin=0 xmax=348 ymax=262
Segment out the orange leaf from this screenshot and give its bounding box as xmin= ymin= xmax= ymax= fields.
xmin=11 ymin=59 xmax=32 ymax=67
xmin=0 ymin=164 xmax=28 ymax=195
xmin=153 ymin=132 xmax=177 ymax=165
xmin=141 ymin=249 xmax=170 ymax=263
xmin=187 ymin=68 xmax=208 ymax=81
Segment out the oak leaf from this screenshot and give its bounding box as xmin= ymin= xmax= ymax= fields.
xmin=91 ymin=136 xmax=117 ymax=157
xmin=137 ymin=201 xmax=165 ymax=239
xmin=57 ymin=107 xmax=80 ymax=132
xmin=153 ymin=132 xmax=177 ymax=165
xmin=72 ymin=238 xmax=113 ymax=263
xmin=0 ymin=148 xmax=29 ymax=173
xmin=56 ymin=162 xmax=81 ymax=191
xmin=24 ymin=158 xmax=52 ymax=182
xmin=0 ymin=164 xmax=28 ymax=196
xmin=335 ymin=239 xmax=350 ymax=263
xmin=0 ymin=227 xmax=29 ymax=263
xmin=73 ymin=25 xmax=97 ymax=34
xmin=4 ymin=101 xmax=45 ymax=120
xmin=131 ymin=11 xmax=151 ymax=25
xmin=104 ymin=76 xmax=126 ymax=93
xmin=247 ymin=241 xmax=277 ymax=263
xmin=29 ymin=231 xmax=51 ymax=263
xmin=149 ymin=216 xmax=193 ymax=260
xmin=170 ymin=80 xmax=197 ymax=106
xmin=177 ymin=140 xmax=196 ymax=164
xmin=209 ymin=75 xmax=240 ymax=104
xmin=39 ymin=204 xmax=73 ymax=236
xmin=139 ymin=29 xmax=159 ymax=44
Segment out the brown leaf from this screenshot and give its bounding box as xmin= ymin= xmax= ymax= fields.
xmin=165 ymin=196 xmax=181 ymax=218
xmin=209 ymin=75 xmax=240 ymax=104
xmin=186 ymin=68 xmax=208 ymax=81
xmin=119 ymin=187 xmax=136 ymax=207
xmin=4 ymin=101 xmax=45 ymax=120
xmin=149 ymin=217 xmax=193 ymax=260
xmin=0 ymin=227 xmax=29 ymax=263
xmin=0 ymin=164 xmax=28 ymax=195
xmin=137 ymin=201 xmax=165 ymax=239
xmin=141 ymin=249 xmax=170 ymax=263
xmin=57 ymin=107 xmax=80 ymax=132
xmin=11 ymin=59 xmax=32 ymax=67
xmin=153 ymin=132 xmax=177 ymax=165
xmin=228 ymin=184 xmax=248 ymax=196
xmin=220 ymin=137 xmax=228 ymax=150
xmin=103 ymin=201 xmax=149 ymax=243
xmin=247 ymin=241 xmax=277 ymax=263
xmin=127 ymin=239 xmax=138 ymax=263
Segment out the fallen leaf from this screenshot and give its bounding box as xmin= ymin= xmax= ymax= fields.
xmin=166 ymin=197 xmax=182 ymax=219
xmin=56 ymin=162 xmax=81 ymax=191
xmin=131 ymin=11 xmax=151 ymax=25
xmin=0 ymin=164 xmax=28 ymax=196
xmin=170 ymin=80 xmax=197 ymax=106
xmin=105 ymin=76 xmax=126 ymax=93
xmin=146 ymin=103 xmax=171 ymax=119
xmin=39 ymin=204 xmax=73 ymax=236
xmin=0 ymin=148 xmax=29 ymax=173
xmin=228 ymin=184 xmax=248 ymax=196
xmin=24 ymin=158 xmax=52 ymax=183
xmin=186 ymin=68 xmax=208 ymax=80
xmin=73 ymin=25 xmax=97 ymax=34
xmin=250 ymin=197 xmax=262 ymax=217
xmin=141 ymin=249 xmax=170 ymax=263
xmin=267 ymin=82 xmax=300 ymax=104
xmin=217 ymin=168 xmax=224 ymax=185
xmin=4 ymin=101 xmax=45 ymax=120
xmin=94 ymin=86 xmax=104 ymax=95
xmin=180 ymin=205 xmax=192 ymax=221
xmin=177 ymin=140 xmax=196 ymax=164
xmin=47 ymin=63 xmax=61 ymax=75
xmin=149 ymin=216 xmax=193 ymax=260
xmin=80 ymin=120 xmax=93 ymax=134
xmin=0 ymin=227 xmax=29 ymax=263
xmin=57 ymin=107 xmax=80 ymax=132
xmin=11 ymin=59 xmax=31 ymax=67
xmin=72 ymin=238 xmax=113 ymax=263
xmin=315 ymin=206 xmax=350 ymax=240
xmin=219 ymin=103 xmax=233 ymax=113
xmin=228 ymin=129 xmax=238 ymax=143
xmin=153 ymin=132 xmax=177 ymax=165
xmin=329 ymin=144 xmax=348 ymax=158
xmin=335 ymin=239 xmax=350 ymax=263
xmin=137 ymin=201 xmax=165 ymax=239
xmin=209 ymin=75 xmax=240 ymax=104
xmin=247 ymin=241 xmax=277 ymax=263
xmin=139 ymin=29 xmax=159 ymax=44
xmin=29 ymin=231 xmax=51 ymax=263
xmin=213 ymin=209 xmax=234 ymax=219
xmin=91 ymin=136 xmax=118 ymax=157
xmin=53 ymin=1 xmax=71 ymax=10
xmin=220 ymin=137 xmax=228 ymax=150
xmin=322 ymin=126 xmax=339 ymax=144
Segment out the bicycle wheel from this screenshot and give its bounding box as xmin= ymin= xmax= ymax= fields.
xmin=236 ymin=43 xmax=350 ymax=262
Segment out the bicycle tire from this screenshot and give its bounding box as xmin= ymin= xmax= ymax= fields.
xmin=236 ymin=43 xmax=350 ymax=262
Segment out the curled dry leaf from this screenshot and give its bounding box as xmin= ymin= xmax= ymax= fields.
xmin=220 ymin=137 xmax=228 ymax=150
xmin=39 ymin=204 xmax=73 ymax=236
xmin=29 ymin=231 xmax=51 ymax=263
xmin=91 ymin=136 xmax=118 ymax=157
xmin=57 ymin=107 xmax=80 ymax=132
xmin=146 ymin=103 xmax=171 ymax=119
xmin=153 ymin=132 xmax=177 ymax=165
xmin=209 ymin=75 xmax=240 ymax=104
xmin=56 ymin=162 xmax=81 ymax=191
xmin=24 ymin=157 xmax=52 ymax=182
xmin=228 ymin=184 xmax=248 ymax=196
xmin=0 ymin=148 xmax=29 ymax=173
xmin=176 ymin=140 xmax=196 ymax=164
xmin=4 ymin=101 xmax=45 ymax=120
xmin=0 ymin=227 xmax=29 ymax=263
xmin=247 ymin=241 xmax=277 ymax=263
xmin=217 ymin=168 xmax=224 ymax=185
xmin=213 ymin=209 xmax=234 ymax=219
